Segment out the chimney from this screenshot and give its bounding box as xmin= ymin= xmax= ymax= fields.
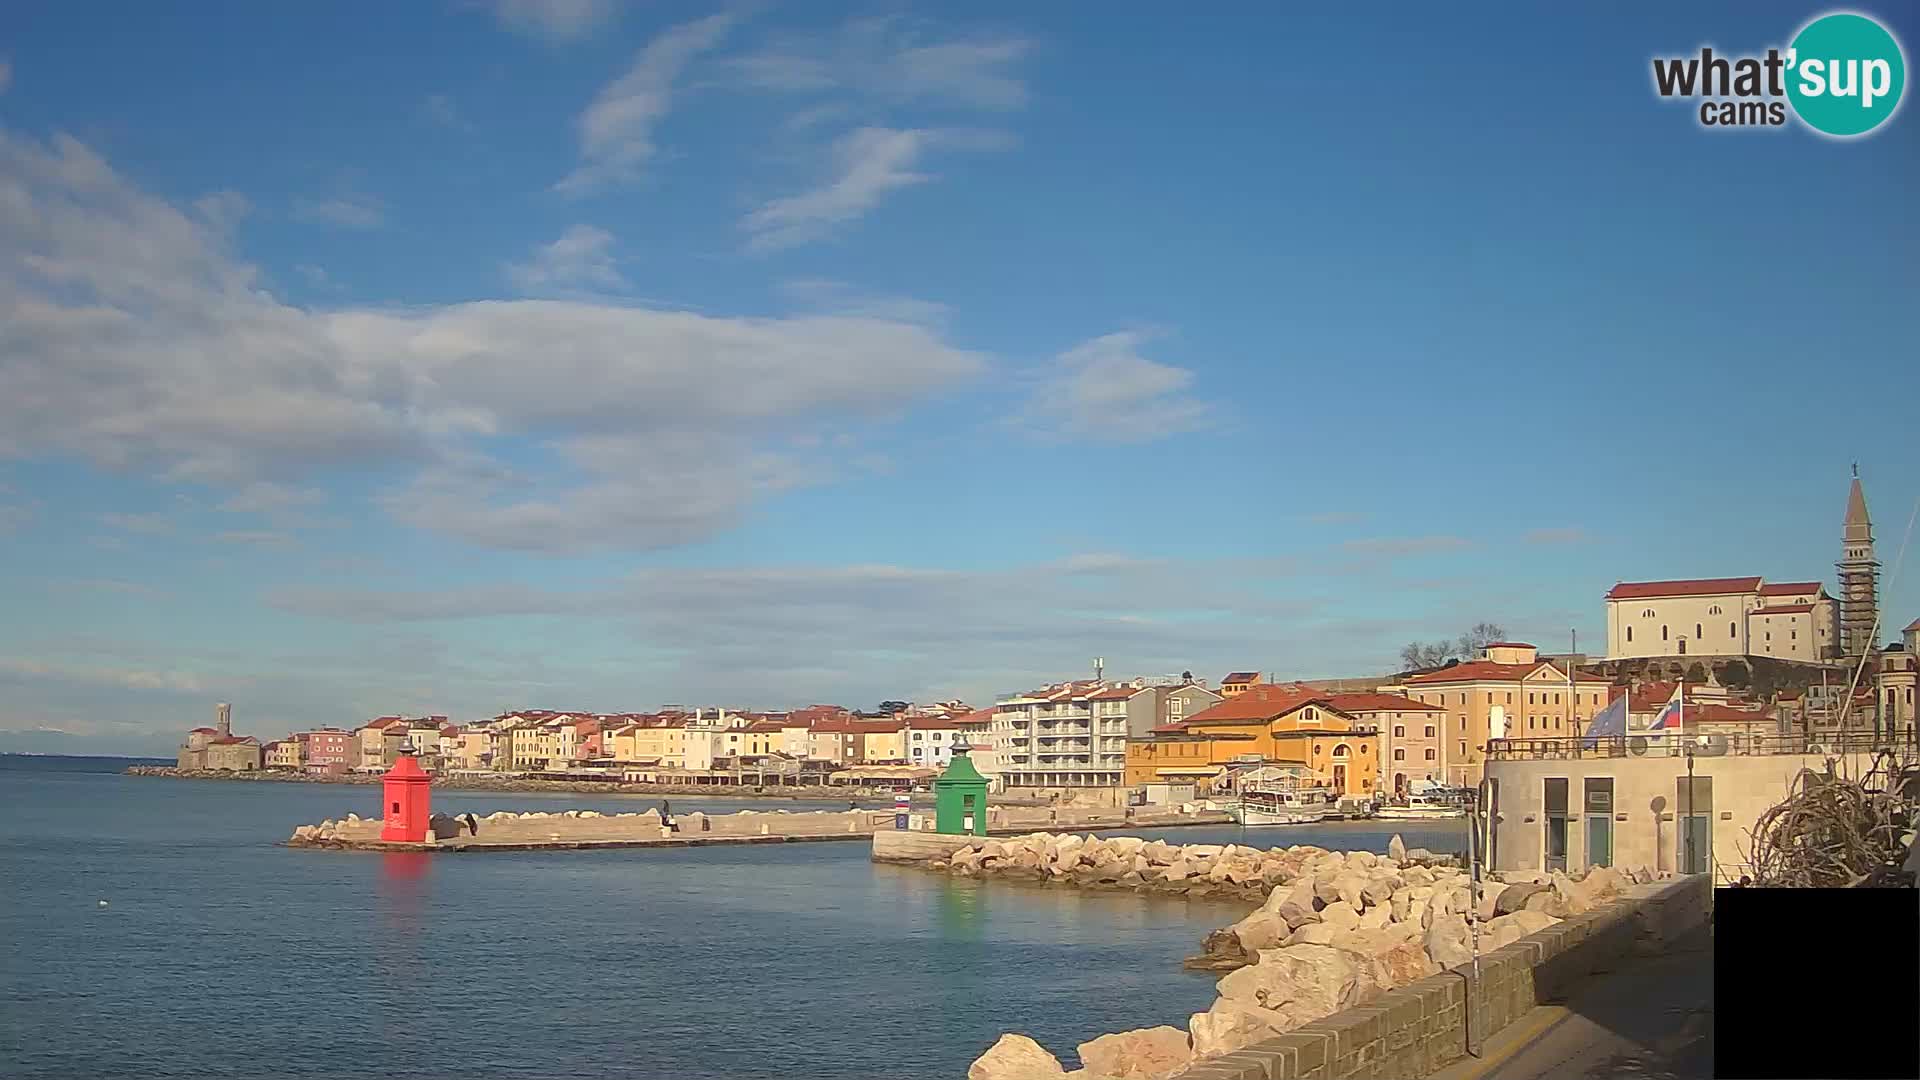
xmin=215 ymin=702 xmax=232 ymax=738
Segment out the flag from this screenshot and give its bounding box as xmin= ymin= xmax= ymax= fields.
xmin=1581 ymin=694 xmax=1627 ymax=746
xmin=1648 ymin=698 xmax=1685 ymax=731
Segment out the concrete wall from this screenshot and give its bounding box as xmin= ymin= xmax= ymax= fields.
xmin=1486 ymin=750 xmax=1830 ymax=883
xmin=1173 ymin=875 xmax=1711 ymax=1080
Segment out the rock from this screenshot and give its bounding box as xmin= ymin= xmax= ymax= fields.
xmin=1184 ymin=928 xmax=1252 ymax=972
xmin=1217 ymin=943 xmax=1385 ymax=1030
xmin=981 ymin=840 xmax=1009 ymax=859
xmin=1189 ymin=999 xmax=1284 ymax=1058
xmin=1160 ymin=859 xmax=1193 ymax=883
xmin=1355 ymin=902 xmax=1392 ymax=930
xmin=1075 ymin=1026 xmax=1192 ymax=1080
xmin=1370 ymin=939 xmax=1440 ymax=988
xmin=1425 ymin=914 xmax=1473 ymax=969
xmin=1313 ymin=875 xmax=1345 ymax=906
xmin=1282 ymin=923 xmax=1340 ymax=947
xmin=1360 ymin=877 xmax=1396 ymax=908
xmin=969 ymin=1034 xmax=1066 ymax=1080
xmin=579 ymin=810 xmax=600 ymax=818
xmin=1581 ymin=866 xmax=1628 ymax=899
xmin=1476 ymin=881 xmax=1509 ymax=921
xmin=1389 ymin=888 xmax=1412 ymax=924
xmin=1348 ymin=849 xmax=1378 ymax=869
xmin=1549 ymin=873 xmax=1594 ymax=915
xmin=1232 ymin=910 xmax=1290 ymax=952
xmin=345 ymin=813 xmax=360 ymax=823
xmin=1494 ymin=882 xmax=1546 ymax=915
xmin=1333 ymin=872 xmax=1368 ymax=910
xmin=1141 ymin=840 xmax=1178 ymax=865
xmin=1318 ymin=900 xmax=1361 ymax=929
xmin=1388 ymin=834 xmax=1408 ymax=865
xmin=1118 ymin=870 xmax=1145 ymax=888
xmin=1274 ymin=900 xmax=1320 ymax=929
xmin=1105 ymin=837 xmax=1147 ymax=857
xmin=1523 ymin=890 xmax=1571 ymax=918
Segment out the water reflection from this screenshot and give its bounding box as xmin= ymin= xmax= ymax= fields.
xmin=937 ymin=878 xmax=985 ymax=941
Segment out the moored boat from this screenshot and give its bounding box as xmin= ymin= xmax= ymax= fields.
xmin=1228 ymin=785 xmax=1334 ymax=825
xmin=1374 ymin=781 xmax=1470 ymax=820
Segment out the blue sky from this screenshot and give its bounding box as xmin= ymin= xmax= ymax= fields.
xmin=1 ymin=2 xmax=1915 ymax=754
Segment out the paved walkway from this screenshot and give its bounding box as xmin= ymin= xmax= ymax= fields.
xmin=1426 ymin=922 xmax=1714 ymax=1080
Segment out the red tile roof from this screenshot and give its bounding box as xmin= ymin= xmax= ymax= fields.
xmin=1323 ymin=692 xmax=1443 ymax=714
xmin=905 ymin=714 xmax=962 ymax=730
xmin=1905 ymin=618 xmax=1920 ymax=633
xmin=189 ymin=726 xmax=218 ymax=734
xmin=1752 ymin=604 xmax=1815 ymax=615
xmin=1405 ymin=660 xmax=1609 ymax=685
xmin=1607 ymin=577 xmax=1762 ymax=600
xmin=744 ymin=720 xmax=787 ymax=733
xmin=953 ymin=707 xmax=995 ymax=727
xmin=1182 ymin=684 xmax=1326 ymax=724
xmin=1089 ymin=686 xmax=1141 ymax=701
xmin=1758 ymin=582 xmax=1823 ymax=596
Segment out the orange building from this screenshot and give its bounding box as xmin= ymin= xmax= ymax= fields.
xmin=1122 ymin=684 xmax=1387 ymax=797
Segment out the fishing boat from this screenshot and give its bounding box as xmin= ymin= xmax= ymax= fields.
xmin=1374 ymin=781 xmax=1470 ymax=820
xmin=1228 ymin=784 xmax=1334 ymax=826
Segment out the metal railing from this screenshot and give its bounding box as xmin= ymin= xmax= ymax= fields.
xmin=1486 ymin=731 xmax=1887 ymax=761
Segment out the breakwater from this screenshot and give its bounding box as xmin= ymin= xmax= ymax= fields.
xmin=948 ymin=832 xmax=1679 ymax=1079
xmin=127 ymin=765 xmax=943 ymax=802
xmin=290 ymin=807 xmax=1232 ymax=852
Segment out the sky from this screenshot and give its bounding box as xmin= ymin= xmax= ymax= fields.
xmin=1 ymin=1 xmax=1915 ymax=755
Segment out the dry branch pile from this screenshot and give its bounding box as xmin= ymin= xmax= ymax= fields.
xmin=1748 ymin=765 xmax=1917 ymax=888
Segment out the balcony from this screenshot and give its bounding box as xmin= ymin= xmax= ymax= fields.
xmin=1486 ymin=731 xmax=1877 ymax=762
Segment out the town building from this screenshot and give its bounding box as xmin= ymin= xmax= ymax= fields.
xmin=1219 ymin=672 xmax=1262 ymax=697
xmin=175 ymin=702 xmax=262 ymax=771
xmin=1603 ymin=577 xmax=1839 ymax=662
xmin=1121 ymin=684 xmax=1388 ymax=797
xmin=1482 ymin=725 xmax=1878 ymax=884
xmin=356 ymin=717 xmax=411 ymax=771
xmin=991 ymin=681 xmax=1131 ymax=789
xmin=952 ymin=707 xmax=1001 ymax=789
xmin=1383 ymin=643 xmax=1610 ymax=786
xmin=264 ymin=738 xmax=304 ymax=770
xmin=296 ymin=729 xmax=353 ymax=772
xmin=905 ymin=713 xmax=963 ymax=768
xmin=1120 ymin=677 xmax=1224 ymax=738
xmin=1837 ymin=470 xmax=1879 ymax=657
xmin=1335 ymin=692 xmax=1446 ymax=797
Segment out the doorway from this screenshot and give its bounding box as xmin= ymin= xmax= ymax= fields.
xmin=1679 ymin=776 xmax=1712 ymax=875
xmin=1584 ymin=777 xmax=1614 ymax=868
xmin=1544 ymin=777 xmax=1569 ymax=873
xmin=1332 ymin=763 xmax=1347 ymax=792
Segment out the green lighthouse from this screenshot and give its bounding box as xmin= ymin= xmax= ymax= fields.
xmin=932 ymin=741 xmax=989 ymax=836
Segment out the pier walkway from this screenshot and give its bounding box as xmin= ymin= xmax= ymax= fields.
xmin=1423 ymin=922 xmax=1714 ymax=1080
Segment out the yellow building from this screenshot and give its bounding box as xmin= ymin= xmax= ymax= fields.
xmin=264 ymin=739 xmax=304 ymax=770
xmin=1123 ymin=685 xmax=1384 ymax=796
xmin=1384 ymin=642 xmax=1611 ymax=786
xmin=626 ymin=721 xmax=689 ymax=767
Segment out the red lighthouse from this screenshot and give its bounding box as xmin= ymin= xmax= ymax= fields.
xmin=379 ymin=748 xmax=432 ymax=842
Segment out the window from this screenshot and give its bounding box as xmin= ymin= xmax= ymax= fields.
xmin=1529 ymin=693 xmax=1536 ymax=705
xmin=1529 ymin=717 xmax=1535 ymax=730
xmin=1424 ymin=749 xmax=1436 ymax=760
xmin=1695 ymin=623 xmax=1703 ymax=639
xmin=1642 ymin=608 xmax=1655 ymax=618
xmin=1708 ymin=605 xmax=1722 ymax=615
xmin=1486 ymin=693 xmax=1493 ymax=704
xmin=1458 ymin=693 xmax=1466 ymax=705
xmin=1458 ymin=740 xmax=1467 ymax=756
xmin=1333 ymin=744 xmax=1349 ymax=758
xmin=1393 ymin=725 xmax=1405 ymax=737
xmin=1169 ymin=699 xmax=1185 ymax=717
xmin=1505 ymin=692 xmax=1513 ymax=704
xmin=1729 ymin=622 xmax=1736 ymax=638
xmin=1360 ymin=745 xmax=1369 ymax=755
xmin=1662 ymin=625 xmax=1669 ymax=641
xmin=1394 ymin=748 xmax=1405 ymax=761
xmin=1424 ymin=725 xmax=1436 ymax=737
xmin=1554 ymin=694 xmax=1561 ymax=705
xmin=1627 ymin=626 xmax=1633 ymax=643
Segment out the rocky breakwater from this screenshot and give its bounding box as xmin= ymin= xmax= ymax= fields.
xmin=930 ymin=833 xmax=1455 ymax=905
xmin=966 ymin=836 xmax=1674 ymax=1080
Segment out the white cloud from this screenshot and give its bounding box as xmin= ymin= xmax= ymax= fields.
xmin=0 ymin=656 xmax=207 ymax=694
xmin=728 ymin=17 xmax=1033 ymax=109
xmin=505 ymin=224 xmax=626 ymax=292
xmin=743 ymin=127 xmax=936 ymax=250
xmin=778 ymin=278 xmax=948 ymax=326
xmin=556 ymin=13 xmax=737 ymax=194
xmin=494 ymin=0 xmax=618 ymax=42
xmin=218 ymin=481 xmax=324 ymax=514
xmin=1 ymin=127 xmax=986 ymax=551
xmin=1014 ymin=332 xmax=1211 ymax=442
xmin=291 ymin=194 xmax=382 ymax=229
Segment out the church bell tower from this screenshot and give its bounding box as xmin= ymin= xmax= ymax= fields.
xmin=1836 ymin=466 xmax=1880 ymax=657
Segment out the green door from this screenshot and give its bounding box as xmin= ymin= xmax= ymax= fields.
xmin=1586 ymin=815 xmax=1613 ymax=868
xmin=1681 ymin=815 xmax=1711 ymax=875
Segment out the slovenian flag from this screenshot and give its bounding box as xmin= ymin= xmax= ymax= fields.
xmin=1648 ymin=695 xmax=1685 ymax=731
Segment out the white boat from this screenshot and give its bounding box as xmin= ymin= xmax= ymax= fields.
xmin=1229 ymin=786 xmax=1334 ymax=826
xmin=1375 ymin=782 xmax=1469 ymax=820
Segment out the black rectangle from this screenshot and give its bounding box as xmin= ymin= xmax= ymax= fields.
xmin=1716 ymin=887 xmax=1920 ymax=1079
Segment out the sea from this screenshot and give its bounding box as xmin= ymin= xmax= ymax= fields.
xmin=0 ymin=755 xmax=1469 ymax=1079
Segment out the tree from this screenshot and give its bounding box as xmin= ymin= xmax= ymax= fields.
xmin=1398 ymin=622 xmax=1509 ymax=672
xmin=876 ymin=700 xmax=910 ymax=715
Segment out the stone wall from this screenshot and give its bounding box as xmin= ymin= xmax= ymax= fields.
xmin=1167 ymin=874 xmax=1710 ymax=1080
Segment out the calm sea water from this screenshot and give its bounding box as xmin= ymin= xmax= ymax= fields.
xmin=0 ymin=756 xmax=1464 ymax=1079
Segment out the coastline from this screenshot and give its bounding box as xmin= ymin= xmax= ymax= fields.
xmin=125 ymin=765 xmax=1045 ymax=806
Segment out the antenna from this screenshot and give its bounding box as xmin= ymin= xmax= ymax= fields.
xmin=1093 ymin=657 xmax=1105 ymax=682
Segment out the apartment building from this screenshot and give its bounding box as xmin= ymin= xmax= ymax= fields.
xmin=992 ymin=680 xmax=1130 ymax=789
